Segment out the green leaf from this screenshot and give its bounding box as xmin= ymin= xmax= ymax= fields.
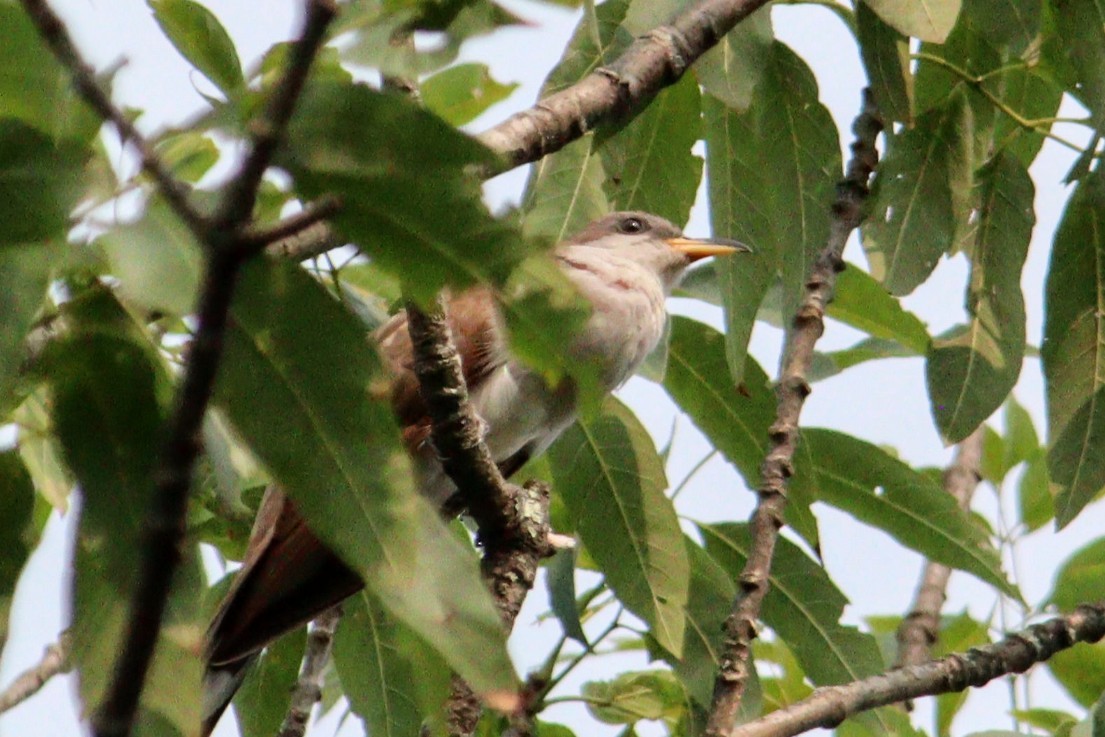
xmin=214 ymin=258 xmax=516 ymax=699
xmin=703 ymin=42 xmax=841 ymax=380
xmin=582 ymin=670 xmax=685 ymax=725
xmin=0 ymin=3 xmax=99 ymax=143
xmin=1004 ymin=396 xmax=1041 ymax=471
xmin=1048 ymin=643 xmax=1105 ymax=707
xmin=98 ymin=198 xmax=204 ymax=316
xmin=597 ymin=73 xmax=703 ymax=226
xmin=964 ymin=0 xmax=1040 ymax=52
xmin=797 ymin=429 xmax=1016 ymax=597
xmin=333 ymin=592 xmax=442 ymax=737
xmin=547 ymin=548 xmax=588 ymax=644
xmin=155 ymin=131 xmax=220 ymax=183
xmin=1012 ymin=709 xmax=1079 ymax=736
xmin=694 ymin=7 xmax=774 ymax=112
xmin=0 ymin=451 xmax=34 ymax=650
xmin=543 ymin=0 xmax=632 ymax=96
xmin=863 ymin=0 xmax=962 ymax=41
xmin=522 ymin=135 xmax=609 ymax=243
xmin=1043 ymin=169 xmax=1105 ymax=527
xmin=1048 ymin=537 xmax=1105 ymax=612
xmin=0 ymin=244 xmax=52 ymax=409
xmin=927 ymin=152 xmax=1034 ymax=442
xmin=1052 ymin=0 xmax=1105 ymax=128
xmin=148 ymin=0 xmax=244 ymax=96
xmin=234 ymin=626 xmax=307 ymax=737
xmin=829 ymin=267 xmax=931 ymax=354
xmin=282 ymin=81 xmax=534 ymax=303
xmin=856 ymin=2 xmax=914 ymax=123
xmin=13 ymin=389 xmax=73 ymax=512
xmin=862 ymin=90 xmax=974 ymax=295
xmin=0 ymin=120 xmax=88 ymax=246
xmin=700 ymin=523 xmax=886 ymax=688
xmin=992 ymin=65 xmax=1064 ymax=168
xmin=1019 ymin=452 xmax=1053 ymax=531
xmin=548 ymin=397 xmax=689 ymax=657
xmin=48 ymin=287 xmax=204 ymax=735
xmin=421 ymin=63 xmax=518 ymax=126
xmin=808 ymin=338 xmax=917 ymax=382
xmin=663 ymin=317 xmax=820 ymax=549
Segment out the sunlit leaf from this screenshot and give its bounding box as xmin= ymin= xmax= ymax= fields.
xmin=155 ymin=131 xmax=220 ymax=183
xmin=864 ymin=0 xmax=962 ymax=41
xmin=1048 ymin=642 xmax=1105 ymax=708
xmin=1042 ymin=169 xmax=1105 ymax=527
xmin=149 ymin=0 xmax=244 ymax=96
xmin=549 ymin=397 xmax=688 ymax=657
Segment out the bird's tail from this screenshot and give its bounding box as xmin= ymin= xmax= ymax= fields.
xmin=200 ymin=656 xmax=255 ymax=737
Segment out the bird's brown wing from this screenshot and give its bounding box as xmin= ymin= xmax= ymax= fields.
xmin=205 ymin=287 xmax=511 ymax=666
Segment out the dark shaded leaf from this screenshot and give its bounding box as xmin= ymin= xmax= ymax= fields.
xmin=234 ymin=627 xmax=307 ymax=737
xmin=547 ymin=548 xmax=587 ymax=644
xmin=964 ymin=0 xmax=1040 ymax=52
xmin=1052 ymin=0 xmax=1105 ymax=128
xmin=856 ymin=2 xmax=913 ymax=123
xmin=0 ymin=244 xmax=52 ymax=410
xmin=214 ymin=258 xmax=515 ymax=698
xmin=421 ymin=63 xmax=518 ymax=126
xmin=543 ymin=0 xmax=632 ymax=96
xmin=927 ymin=152 xmax=1034 ymax=442
xmin=0 ymin=451 xmax=34 ymax=649
xmin=1043 ymin=169 xmax=1105 ymax=527
xmin=0 ymin=120 xmax=87 ymax=246
xmin=149 ymin=0 xmax=244 ymax=96
xmin=992 ymin=66 xmax=1064 ymax=168
xmin=862 ymin=91 xmax=973 ymax=295
xmin=549 ymin=397 xmax=688 ymax=657
xmin=582 ymin=670 xmax=685 ymax=725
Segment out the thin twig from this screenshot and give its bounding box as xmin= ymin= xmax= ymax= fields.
xmin=404 ymin=300 xmax=553 ymax=737
xmin=896 ymin=428 xmax=985 ymax=671
xmin=730 ymin=603 xmax=1105 ymax=737
xmin=0 ymin=636 xmax=71 ymax=714
xmin=241 ymin=196 xmax=343 ymax=251
xmin=703 ymin=91 xmax=884 ymax=737
xmin=278 ymin=606 xmax=343 ymax=737
xmin=17 ymin=0 xmax=205 ymax=236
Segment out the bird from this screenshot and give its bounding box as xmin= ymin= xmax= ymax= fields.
xmin=200 ymin=211 xmax=750 ymax=735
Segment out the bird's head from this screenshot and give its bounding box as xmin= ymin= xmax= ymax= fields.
xmin=566 ymin=211 xmax=751 ymax=292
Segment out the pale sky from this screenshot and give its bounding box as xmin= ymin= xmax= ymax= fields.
xmin=0 ymin=2 xmax=1097 ymax=736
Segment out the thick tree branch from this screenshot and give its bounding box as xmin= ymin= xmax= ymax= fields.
xmin=14 ymin=3 xmax=339 ymax=736
xmin=896 ymin=428 xmax=985 ymax=670
xmin=704 ymin=91 xmax=884 ymax=737
xmin=18 ymin=0 xmax=205 ymax=236
xmin=278 ymin=606 xmax=342 ymax=737
xmin=476 ymin=0 xmax=772 ymax=174
xmin=730 ymin=603 xmax=1105 ymax=737
xmin=0 ymin=636 xmax=70 ymax=715
xmin=404 ymin=299 xmax=553 ymax=736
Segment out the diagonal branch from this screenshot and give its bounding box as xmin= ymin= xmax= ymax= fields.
xmin=730 ymin=603 xmax=1105 ymax=737
xmin=896 ymin=428 xmax=985 ymax=671
xmin=703 ymin=90 xmax=884 ymax=737
xmin=278 ymin=606 xmax=343 ymax=737
xmin=0 ymin=636 xmax=70 ymax=715
xmin=404 ymin=299 xmax=553 ymax=736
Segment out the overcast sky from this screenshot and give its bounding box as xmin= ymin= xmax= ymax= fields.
xmin=0 ymin=2 xmax=1098 ymax=736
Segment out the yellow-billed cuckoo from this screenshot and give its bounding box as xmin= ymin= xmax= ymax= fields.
xmin=201 ymin=212 xmax=750 ymax=734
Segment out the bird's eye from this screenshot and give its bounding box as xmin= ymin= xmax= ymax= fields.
xmin=619 ymin=217 xmax=646 ymax=234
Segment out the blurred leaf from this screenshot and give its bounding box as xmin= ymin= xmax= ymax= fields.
xmin=582 ymin=670 xmax=685 ymax=725
xmin=0 ymin=120 xmax=88 ymax=246
xmin=13 ymin=389 xmax=72 ymax=512
xmin=701 ymin=523 xmax=887 ymax=691
xmin=856 ymin=2 xmax=913 ymax=123
xmin=155 ymin=131 xmax=220 ymax=183
xmin=829 ymin=267 xmax=931 ymax=353
xmin=597 ymin=73 xmax=703 ymax=226
xmin=663 ymin=317 xmax=820 ymax=550
xmin=1012 ymin=709 xmax=1079 ymax=737
xmin=522 ymin=135 xmax=609 ymax=243
xmin=1043 ymin=169 xmax=1105 ymax=527
xmin=421 ymin=63 xmax=518 ymax=126
xmin=1019 ymin=451 xmax=1053 ymax=531
xmin=0 ymin=244 xmax=52 ymax=409
xmin=1052 ymin=0 xmax=1105 ymax=128
xmin=703 ymin=43 xmax=840 ymax=380
xmin=863 ymin=90 xmax=973 ymax=295
xmin=1048 ymin=537 xmax=1105 ymax=612
xmin=0 ymin=3 xmax=99 ymax=142
xmin=48 ymin=287 xmax=204 ymax=734
xmin=149 ymin=0 xmax=244 ymax=96
xmin=99 ymin=198 xmax=204 ymax=316
xmin=334 ymin=592 xmax=444 ymax=737
xmin=282 ymin=81 xmax=534 ymax=303
xmin=549 ymin=397 xmax=688 ymax=657
xmin=234 ymin=626 xmax=307 ymax=737
xmin=1049 ymin=642 xmax=1105 ymax=707
xmin=864 ymin=0 xmax=962 ymax=41
xmin=797 ymin=429 xmax=1016 ymax=597
xmin=547 ymin=548 xmax=587 ymax=644
xmin=544 ymin=0 xmax=632 ymax=96
xmin=809 ymin=338 xmax=917 ymax=382
xmin=214 ymin=258 xmax=516 ymax=698
xmin=0 ymin=451 xmax=34 ymax=649
xmin=694 ymin=7 xmax=774 ymax=111
xmin=927 ymin=152 xmax=1034 ymax=442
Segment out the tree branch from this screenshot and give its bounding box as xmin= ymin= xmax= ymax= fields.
xmin=703 ymin=90 xmax=884 ymax=737
xmin=730 ymin=603 xmax=1105 ymax=737
xmin=278 ymin=606 xmax=343 ymax=737
xmin=896 ymin=428 xmax=985 ymax=670
xmin=404 ymin=299 xmax=553 ymax=736
xmin=0 ymin=636 xmax=70 ymax=715
xmin=240 ymin=196 xmax=343 ymax=252
xmin=13 ymin=3 xmax=342 ymax=736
